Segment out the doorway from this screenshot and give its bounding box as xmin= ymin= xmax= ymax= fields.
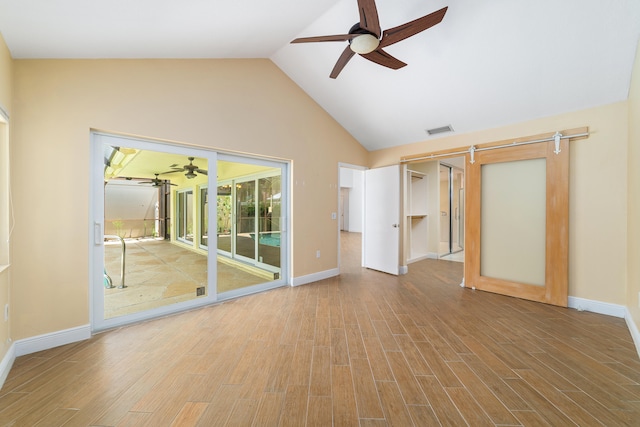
xmin=91 ymin=133 xmax=289 ymax=331
xmin=439 ymin=160 xmax=464 ymax=262
xmin=338 ymin=164 xmax=365 ymax=270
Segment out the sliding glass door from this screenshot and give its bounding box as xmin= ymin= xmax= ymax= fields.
xmin=91 ymin=133 xmax=289 ymax=331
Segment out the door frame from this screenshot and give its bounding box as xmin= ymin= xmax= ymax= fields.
xmin=338 ymin=163 xmax=366 ymax=271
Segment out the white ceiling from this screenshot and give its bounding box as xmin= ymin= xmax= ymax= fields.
xmin=1 ymin=0 xmax=639 ymax=151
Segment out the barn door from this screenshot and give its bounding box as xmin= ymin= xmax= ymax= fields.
xmin=464 ymin=136 xmax=569 ymax=306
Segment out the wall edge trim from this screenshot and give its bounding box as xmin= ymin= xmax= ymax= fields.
xmin=291 ymin=268 xmax=339 ymax=287
xmin=625 ymin=307 xmax=640 ymax=359
xmin=0 ymin=342 xmax=15 ymax=390
xmin=14 ymin=325 xmax=91 ymax=357
xmin=567 ymin=296 xmax=626 ymax=318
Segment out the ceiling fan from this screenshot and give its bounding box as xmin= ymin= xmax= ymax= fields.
xmin=138 ymin=174 xmax=177 ymax=187
xmin=161 ymin=157 xmax=208 ymax=179
xmin=291 ymin=0 xmax=447 ymax=79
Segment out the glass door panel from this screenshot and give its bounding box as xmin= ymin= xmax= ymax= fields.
xmin=96 ymin=137 xmax=214 ymax=328
xmin=235 ymin=180 xmax=256 ymax=261
xmin=480 ymin=159 xmax=546 ymax=286
xmin=257 ymin=175 xmax=281 ymax=274
xmin=216 ymin=159 xmax=285 ymax=294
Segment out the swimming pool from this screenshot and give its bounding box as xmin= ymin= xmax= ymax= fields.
xmin=250 ymin=232 xmax=281 ymax=247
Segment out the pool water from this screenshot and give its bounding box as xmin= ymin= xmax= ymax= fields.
xmin=250 ymin=232 xmax=281 ymax=247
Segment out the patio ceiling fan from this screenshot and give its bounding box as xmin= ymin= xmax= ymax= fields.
xmin=138 ymin=174 xmax=177 ymax=187
xmin=161 ymin=157 xmax=208 ymax=179
xmin=291 ymin=0 xmax=448 ymax=78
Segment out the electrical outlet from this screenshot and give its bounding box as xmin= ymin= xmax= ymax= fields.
xmin=316 ymin=250 xmax=321 ymax=258
xmin=4 ymin=304 xmax=8 ymax=321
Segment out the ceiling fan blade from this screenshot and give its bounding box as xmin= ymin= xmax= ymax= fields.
xmin=291 ymin=34 xmax=356 ymax=44
xmin=196 ymin=169 xmax=208 ymax=175
xmin=330 ymin=46 xmax=356 ymax=79
xmin=357 ymin=0 xmax=381 ymax=36
xmin=379 ymin=6 xmax=448 ymax=48
xmin=361 ymin=49 xmax=407 ymax=70
xmin=159 ymin=169 xmax=182 ymax=175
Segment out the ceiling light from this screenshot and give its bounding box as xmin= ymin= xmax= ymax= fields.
xmin=350 ymin=34 xmax=379 ymax=54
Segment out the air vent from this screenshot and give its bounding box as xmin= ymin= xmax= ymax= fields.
xmin=426 ymin=125 xmax=454 ymax=136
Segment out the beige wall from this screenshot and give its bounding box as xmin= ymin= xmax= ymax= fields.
xmin=0 ymin=33 xmax=12 ymax=367
xmin=371 ymin=102 xmax=629 ymax=305
xmin=628 ymin=41 xmax=640 ymax=332
xmin=11 ymin=59 xmax=368 ymax=340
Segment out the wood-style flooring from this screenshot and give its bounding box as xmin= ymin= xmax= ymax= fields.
xmin=1 ymin=232 xmax=640 ymax=426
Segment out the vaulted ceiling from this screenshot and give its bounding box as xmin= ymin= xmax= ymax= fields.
xmin=1 ymin=0 xmax=639 ymax=151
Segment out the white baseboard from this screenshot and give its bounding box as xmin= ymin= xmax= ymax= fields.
xmin=567 ymin=298 xmax=639 ymax=359
xmin=567 ymin=296 xmax=626 ymax=318
xmin=291 ymin=268 xmax=339 ymax=287
xmin=625 ymin=308 xmax=640 ymax=358
xmin=14 ymin=324 xmax=91 ymax=357
xmin=0 ymin=342 xmax=15 ymax=390
xmin=0 ymin=325 xmax=90 ymax=390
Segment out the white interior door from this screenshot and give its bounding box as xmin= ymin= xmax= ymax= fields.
xmin=364 ymin=165 xmax=400 ymax=275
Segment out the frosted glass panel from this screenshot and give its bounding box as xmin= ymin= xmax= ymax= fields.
xmin=480 ymin=158 xmax=546 ymax=286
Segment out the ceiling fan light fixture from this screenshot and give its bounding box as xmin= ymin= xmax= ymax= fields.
xmin=185 ymin=171 xmax=197 ymax=179
xmin=350 ymin=34 xmax=379 ymax=54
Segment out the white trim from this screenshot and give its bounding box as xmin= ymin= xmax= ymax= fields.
xmin=14 ymin=324 xmax=91 ymax=357
xmin=567 ymin=296 xmax=626 ymax=318
xmin=0 ymin=342 xmax=15 ymax=389
xmin=291 ymin=268 xmax=339 ymax=287
xmin=625 ymin=308 xmax=640 ymax=358
xmin=399 ymin=265 xmax=408 ymax=275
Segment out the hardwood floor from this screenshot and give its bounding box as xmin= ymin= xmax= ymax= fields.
xmin=2 ymin=232 xmax=640 ymax=426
